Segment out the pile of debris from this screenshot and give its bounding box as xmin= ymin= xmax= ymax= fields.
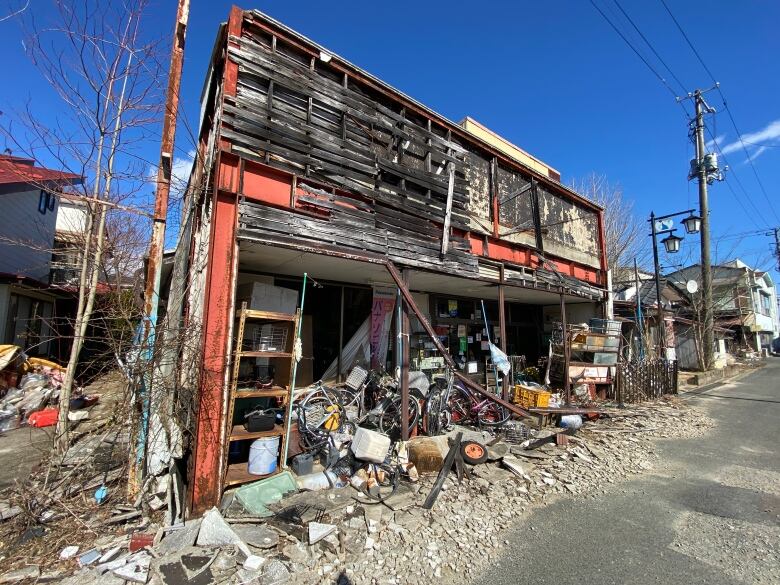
xmin=0 ymin=345 xmax=99 ymax=432
xmin=0 ymin=394 xmax=712 ymax=585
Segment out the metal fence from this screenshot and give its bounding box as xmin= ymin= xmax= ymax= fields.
xmin=615 ymin=359 xmax=678 ymax=404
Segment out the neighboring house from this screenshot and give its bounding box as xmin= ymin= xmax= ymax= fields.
xmin=0 ymin=155 xmax=82 ymax=355
xmin=666 ymin=260 xmax=779 ymax=355
xmin=166 ymin=7 xmax=610 ymax=512
xmin=51 ymin=194 xmax=89 ymax=286
xmin=613 ymin=277 xmax=682 ymax=361
xmin=613 ymin=276 xmax=731 ymax=369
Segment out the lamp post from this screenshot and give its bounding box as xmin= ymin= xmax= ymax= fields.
xmin=648 ymin=209 xmax=701 ymax=358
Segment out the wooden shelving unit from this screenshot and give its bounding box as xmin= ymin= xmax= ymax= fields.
xmin=222 ymin=303 xmax=300 ymax=489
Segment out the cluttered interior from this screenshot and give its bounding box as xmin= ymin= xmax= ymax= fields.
xmin=217 ymin=243 xmax=619 ymax=509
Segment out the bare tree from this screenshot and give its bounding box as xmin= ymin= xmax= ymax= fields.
xmin=1 ymin=0 xmax=163 ymax=452
xmin=572 ymin=172 xmax=644 ymax=279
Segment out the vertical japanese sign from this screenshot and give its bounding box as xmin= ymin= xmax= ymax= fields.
xmin=370 ymin=287 xmax=396 ymax=369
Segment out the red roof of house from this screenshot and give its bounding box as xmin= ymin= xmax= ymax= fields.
xmin=0 ymin=155 xmax=82 ymax=187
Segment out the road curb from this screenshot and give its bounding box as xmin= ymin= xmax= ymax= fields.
xmin=677 ymin=364 xmax=764 ymax=400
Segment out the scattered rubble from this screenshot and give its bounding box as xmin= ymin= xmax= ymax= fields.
xmin=0 ymin=392 xmax=714 ymax=585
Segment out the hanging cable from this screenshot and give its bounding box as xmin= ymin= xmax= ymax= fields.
xmin=659 ymin=0 xmax=780 ymax=224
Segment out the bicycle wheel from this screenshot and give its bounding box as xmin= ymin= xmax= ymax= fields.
xmin=298 ymin=388 xmax=345 ymax=436
xmin=424 ymin=388 xmax=450 ymax=436
xmin=377 ymin=395 xmax=420 ymax=439
xmin=448 ymin=386 xmax=473 ymax=425
xmin=476 ymin=401 xmax=510 ymax=427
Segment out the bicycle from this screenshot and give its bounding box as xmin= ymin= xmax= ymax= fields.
xmin=448 ymin=375 xmax=510 ymax=428
xmin=294 ymin=380 xmax=347 ymax=460
xmin=424 ymin=370 xmax=455 ymax=436
xmin=336 ymin=366 xmax=423 ymax=439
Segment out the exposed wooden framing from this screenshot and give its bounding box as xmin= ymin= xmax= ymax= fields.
xmin=490 ymin=157 xmax=499 ymax=238
xmin=242 ymin=10 xmax=603 ymax=217
xmin=530 ymin=178 xmax=544 ymax=254
xmin=440 ymin=162 xmax=455 ymax=256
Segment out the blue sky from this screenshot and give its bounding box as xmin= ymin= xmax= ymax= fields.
xmin=1 ymin=1 xmax=779 ymax=280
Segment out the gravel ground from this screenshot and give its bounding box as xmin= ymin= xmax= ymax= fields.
xmin=0 ymin=396 xmax=716 ymax=585
xmin=284 ymin=398 xmax=714 ymax=585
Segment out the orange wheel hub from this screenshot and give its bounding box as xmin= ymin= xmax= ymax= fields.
xmin=464 ymin=443 xmax=484 ymax=458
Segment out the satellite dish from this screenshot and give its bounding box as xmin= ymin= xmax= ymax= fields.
xmin=686 ymin=280 xmax=699 ymax=294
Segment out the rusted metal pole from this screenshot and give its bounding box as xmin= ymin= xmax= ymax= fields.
xmin=498 ymin=265 xmax=508 ymax=400
xmin=400 ymin=270 xmax=411 ymax=440
xmin=134 ymin=0 xmax=190 ymax=490
xmin=559 ymin=293 xmax=571 ymax=406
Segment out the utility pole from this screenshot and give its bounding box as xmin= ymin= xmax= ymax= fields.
xmin=132 ymin=0 xmax=190 ymax=494
xmin=693 ymin=89 xmax=715 ymax=370
xmin=774 ymin=227 xmax=780 ymax=272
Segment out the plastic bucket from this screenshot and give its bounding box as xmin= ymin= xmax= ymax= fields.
xmin=248 ymin=436 xmax=280 ymax=475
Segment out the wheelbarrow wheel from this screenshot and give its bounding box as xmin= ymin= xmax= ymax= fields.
xmin=460 ymin=440 xmax=488 ymax=465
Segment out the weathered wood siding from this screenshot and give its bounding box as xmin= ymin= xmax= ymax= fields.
xmin=221 ymin=13 xmax=603 ymax=279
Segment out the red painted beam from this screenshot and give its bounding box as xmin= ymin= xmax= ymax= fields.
xmin=190 ymin=186 xmax=238 ymax=515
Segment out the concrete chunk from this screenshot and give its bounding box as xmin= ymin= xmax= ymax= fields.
xmin=230 ymin=523 xmax=279 ymax=549
xmin=156 ymin=519 xmax=202 ymax=555
xmin=195 ymin=508 xmax=251 ymax=557
xmin=0 ymin=566 xmax=40 ymax=584
xmin=262 ymin=559 xmax=290 ymax=585
xmin=308 ymin=521 xmax=337 ymax=545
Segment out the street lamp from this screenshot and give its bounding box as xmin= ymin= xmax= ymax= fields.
xmin=682 ymin=213 xmax=702 ymax=235
xmin=661 ymin=232 xmax=683 ymax=254
xmin=648 ymin=208 xmax=700 ymax=359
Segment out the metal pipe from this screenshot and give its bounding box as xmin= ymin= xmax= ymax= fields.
xmin=399 ymin=270 xmax=410 ymax=441
xmin=650 ymin=212 xmax=666 ymax=358
xmin=282 ymin=272 xmax=308 ymax=467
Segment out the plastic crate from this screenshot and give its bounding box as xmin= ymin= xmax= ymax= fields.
xmin=514 ymin=385 xmax=551 ymax=408
xmin=530 ymin=389 xmax=551 ymax=408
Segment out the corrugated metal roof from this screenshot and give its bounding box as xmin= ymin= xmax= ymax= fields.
xmin=0 ymin=155 xmax=82 ymax=187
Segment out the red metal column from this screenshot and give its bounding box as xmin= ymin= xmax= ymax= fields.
xmin=190 ymin=188 xmax=239 ymax=514
xmin=189 ymin=5 xmax=243 ymax=515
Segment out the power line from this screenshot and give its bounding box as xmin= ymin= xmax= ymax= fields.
xmin=658 ymin=0 xmax=717 ymax=82
xmin=704 ymin=125 xmax=771 ymax=230
xmin=659 ymin=0 xmax=780 ymax=224
xmin=611 ymin=0 xmax=689 ymax=97
xmin=589 ymin=0 xmax=681 ymax=103
xmin=678 ymin=227 xmax=775 ymax=248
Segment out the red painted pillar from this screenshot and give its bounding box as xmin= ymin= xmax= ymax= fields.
xmin=189 ymin=6 xmax=243 ymax=515
xmin=190 ymin=188 xmax=238 ymax=514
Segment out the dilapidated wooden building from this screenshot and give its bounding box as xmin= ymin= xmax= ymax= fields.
xmin=165 ymin=7 xmax=609 ymax=513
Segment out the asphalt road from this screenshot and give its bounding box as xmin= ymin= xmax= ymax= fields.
xmin=472 ymin=358 xmax=780 ymax=585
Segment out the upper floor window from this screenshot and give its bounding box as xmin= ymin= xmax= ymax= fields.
xmin=38 ymin=190 xmax=56 ymax=215
xmin=759 ymin=292 xmax=771 ymax=316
